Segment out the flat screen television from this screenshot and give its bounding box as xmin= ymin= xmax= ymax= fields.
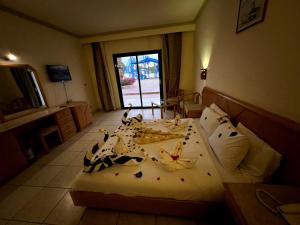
xmin=46 ymin=65 xmax=72 ymax=82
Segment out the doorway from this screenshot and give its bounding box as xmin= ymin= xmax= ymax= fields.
xmin=113 ymin=50 xmax=163 ymax=109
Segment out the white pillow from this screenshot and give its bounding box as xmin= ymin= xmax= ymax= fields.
xmin=200 ymin=107 xmax=222 ymax=136
xmin=210 ymin=103 xmax=229 ymax=117
xmin=208 ymin=121 xmax=250 ymax=171
xmin=237 ymin=123 xmax=282 ymax=177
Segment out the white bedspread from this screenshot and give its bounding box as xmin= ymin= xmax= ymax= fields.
xmin=72 ymin=119 xmax=224 ymax=202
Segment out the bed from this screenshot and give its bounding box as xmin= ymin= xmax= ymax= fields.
xmin=70 ymin=87 xmax=300 ymax=217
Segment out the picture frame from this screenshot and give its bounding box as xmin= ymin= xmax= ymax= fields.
xmin=236 ymin=0 xmax=268 ymax=33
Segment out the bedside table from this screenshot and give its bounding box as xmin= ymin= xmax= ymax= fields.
xmin=224 ymin=183 xmax=300 ymax=225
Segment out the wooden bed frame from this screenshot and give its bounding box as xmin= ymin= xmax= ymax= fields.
xmin=70 ymin=87 xmax=300 ymax=217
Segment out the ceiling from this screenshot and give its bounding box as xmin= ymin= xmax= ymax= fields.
xmin=0 ymin=0 xmax=205 ymax=37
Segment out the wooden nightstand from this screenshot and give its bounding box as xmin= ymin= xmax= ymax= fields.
xmin=224 ymin=183 xmax=300 ymax=225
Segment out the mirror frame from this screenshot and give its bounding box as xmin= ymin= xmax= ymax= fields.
xmin=0 ymin=64 xmax=48 ymax=121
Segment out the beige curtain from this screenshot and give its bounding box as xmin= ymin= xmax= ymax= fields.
xmin=162 ymin=33 xmax=182 ymax=98
xmin=92 ymin=42 xmax=114 ymax=111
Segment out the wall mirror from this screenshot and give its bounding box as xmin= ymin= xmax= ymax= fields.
xmin=0 ymin=64 xmax=47 ymax=121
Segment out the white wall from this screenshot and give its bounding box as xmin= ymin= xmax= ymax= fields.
xmin=0 ymin=10 xmax=98 ymax=111
xmin=180 ymin=31 xmax=195 ymax=93
xmin=194 ymin=0 xmax=300 ymax=123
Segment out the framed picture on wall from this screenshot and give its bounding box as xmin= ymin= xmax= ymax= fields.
xmin=236 ymin=0 xmax=268 ymax=33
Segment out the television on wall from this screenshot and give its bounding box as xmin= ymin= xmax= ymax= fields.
xmin=46 ymin=65 xmax=72 ymax=82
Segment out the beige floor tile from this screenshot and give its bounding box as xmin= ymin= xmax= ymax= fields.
xmin=0 ymin=219 xmax=8 ymax=225
xmin=118 ymin=212 xmax=155 ymax=225
xmin=156 ymin=216 xmax=198 ymax=225
xmin=48 ymin=151 xmax=80 ymax=166
xmin=66 ymin=141 xmax=96 ymax=153
xmin=98 ymin=120 xmax=121 ymax=126
xmin=78 ymin=209 xmax=118 ymax=225
xmin=68 ymin=152 xmax=86 ymax=167
xmin=6 ymin=220 xmax=42 ymax=225
xmin=89 ymin=125 xmax=117 ymax=133
xmin=45 ymin=192 xmax=85 ymax=225
xmin=80 ymin=132 xmax=100 ymax=141
xmin=0 ymin=185 xmax=19 ymax=202
xmin=8 ymin=166 xmax=43 ymax=185
xmin=0 ymin=186 xmax=42 ymax=219
xmin=14 ymin=187 xmax=66 ymax=223
xmin=23 ymin=166 xmax=64 ymax=187
xmin=76 ymin=138 xmax=95 ymax=145
xmin=65 ymin=140 xmax=92 ymax=152
xmin=99 ymin=119 xmax=119 ymax=123
xmin=33 ymin=148 xmax=63 ymax=166
xmin=47 ymin=166 xmax=82 ymax=188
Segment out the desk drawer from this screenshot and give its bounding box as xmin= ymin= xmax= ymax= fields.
xmin=60 ymin=121 xmax=76 ymax=134
xmin=61 ymin=127 xmax=77 ymax=141
xmin=56 ymin=115 xmax=74 ymax=126
xmin=55 ymin=108 xmax=72 ymax=119
xmin=55 ymin=108 xmax=77 ymax=141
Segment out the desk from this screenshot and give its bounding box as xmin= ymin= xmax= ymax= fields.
xmin=224 ymin=183 xmax=300 ymax=225
xmin=0 ymin=101 xmax=92 ymax=185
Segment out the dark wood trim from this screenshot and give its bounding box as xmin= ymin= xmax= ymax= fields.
xmin=113 ymin=50 xmax=164 ymax=109
xmin=224 ymin=183 xmax=248 ymax=225
xmin=113 ymin=56 xmax=126 ymax=108
xmin=236 ymin=0 xmax=269 ymax=34
xmin=135 ymin=55 xmax=143 ymax=107
xmin=0 ymin=5 xmax=78 ymax=37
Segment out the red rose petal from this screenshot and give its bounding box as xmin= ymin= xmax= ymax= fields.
xmin=171 ymin=155 xmax=179 ymax=160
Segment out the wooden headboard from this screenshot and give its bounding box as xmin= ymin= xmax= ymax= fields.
xmin=202 ymin=87 xmax=300 ymax=185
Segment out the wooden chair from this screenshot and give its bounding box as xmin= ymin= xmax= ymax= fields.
xmin=165 ymin=89 xmax=184 ymax=112
xmin=39 ymin=125 xmax=63 ymax=152
xmin=180 ymin=92 xmax=204 ymax=118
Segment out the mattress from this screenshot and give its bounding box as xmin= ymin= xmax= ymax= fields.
xmin=194 ymin=119 xmax=263 ymax=183
xmin=72 ymin=119 xmax=224 ymax=202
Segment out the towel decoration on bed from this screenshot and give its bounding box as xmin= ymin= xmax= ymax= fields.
xmin=161 ymin=115 xmax=189 ymax=132
xmin=159 ymin=142 xmax=197 ymax=171
xmin=133 ymin=127 xmax=185 ymax=144
xmin=121 ymin=104 xmax=143 ymax=127
xmin=83 ymin=129 xmax=144 ymax=173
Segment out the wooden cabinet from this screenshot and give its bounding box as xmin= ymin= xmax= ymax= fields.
xmin=224 ymin=183 xmax=300 ymax=225
xmin=70 ymin=102 xmax=92 ymax=131
xmin=54 ymin=108 xmax=77 ymax=141
xmin=0 ymin=131 xmax=27 ymax=185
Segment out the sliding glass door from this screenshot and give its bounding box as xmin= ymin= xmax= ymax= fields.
xmin=113 ymin=50 xmax=163 ymax=108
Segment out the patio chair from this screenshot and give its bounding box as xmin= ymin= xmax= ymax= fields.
xmin=180 ymin=92 xmax=204 ymax=118
xmin=165 ymin=89 xmax=184 ymax=112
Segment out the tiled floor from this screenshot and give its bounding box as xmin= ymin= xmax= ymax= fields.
xmin=0 ymin=109 xmax=231 ymax=225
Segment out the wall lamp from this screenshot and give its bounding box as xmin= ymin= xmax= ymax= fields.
xmin=1 ymin=53 xmax=18 ymax=61
xmin=6 ymin=53 xmax=18 ymax=61
xmin=200 ymin=68 xmax=207 ymax=80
